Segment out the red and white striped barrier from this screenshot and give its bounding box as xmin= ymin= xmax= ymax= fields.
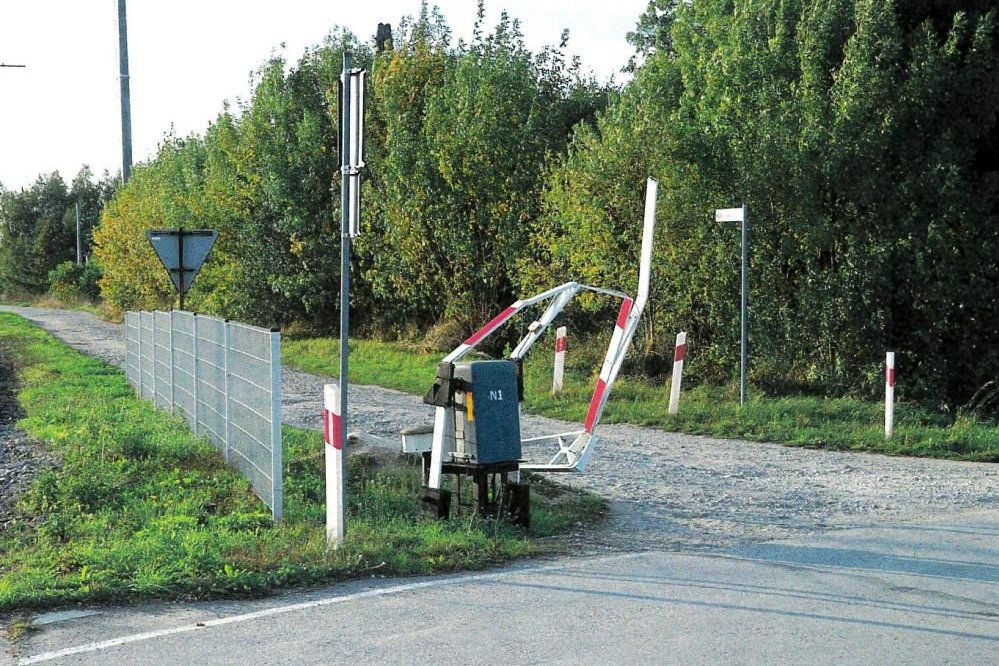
xmin=324 ymin=383 xmax=345 ymax=545
xmin=553 ymin=326 xmax=567 ymax=394
xmin=885 ymin=352 xmax=895 ymax=439
xmin=585 ymin=298 xmax=634 ymax=433
xmin=668 ymin=331 xmax=687 ymax=415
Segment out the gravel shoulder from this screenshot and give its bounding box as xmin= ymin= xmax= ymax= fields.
xmin=2 ymin=304 xmax=997 ymax=554
xmin=0 ymin=339 xmax=58 ymax=532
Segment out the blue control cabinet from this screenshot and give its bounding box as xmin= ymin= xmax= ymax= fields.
xmin=453 ymin=361 xmax=522 ymax=465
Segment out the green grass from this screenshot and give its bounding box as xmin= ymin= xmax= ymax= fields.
xmin=283 ymin=337 xmax=999 ymax=462
xmin=0 ymin=314 xmax=606 ymax=612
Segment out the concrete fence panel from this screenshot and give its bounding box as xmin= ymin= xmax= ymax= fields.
xmin=124 ymin=310 xmax=283 ymax=519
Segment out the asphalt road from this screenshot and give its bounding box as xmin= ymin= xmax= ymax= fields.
xmin=7 ymin=510 xmax=997 ymax=665
xmin=2 ymin=306 xmax=997 ymax=664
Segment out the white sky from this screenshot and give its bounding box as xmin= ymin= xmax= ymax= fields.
xmin=0 ymin=1 xmax=647 ymax=191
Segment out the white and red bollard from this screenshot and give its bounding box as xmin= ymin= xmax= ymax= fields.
xmin=553 ymin=326 xmax=567 ymax=394
xmin=668 ymin=332 xmax=687 ymax=415
xmin=885 ymin=352 xmax=895 ymax=439
xmin=324 ymin=383 xmax=346 ymax=545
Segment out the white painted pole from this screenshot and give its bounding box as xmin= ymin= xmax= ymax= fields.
xmin=553 ymin=326 xmax=567 ymax=394
xmin=885 ymin=351 xmax=895 ymax=439
xmin=668 ymin=331 xmax=687 ymax=415
xmin=324 ymin=383 xmax=346 ymax=545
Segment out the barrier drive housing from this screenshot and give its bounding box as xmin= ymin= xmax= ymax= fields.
xmin=125 ymin=310 xmax=283 ymax=519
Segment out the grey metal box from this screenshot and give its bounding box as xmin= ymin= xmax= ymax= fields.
xmin=453 ymin=361 xmax=521 ymax=465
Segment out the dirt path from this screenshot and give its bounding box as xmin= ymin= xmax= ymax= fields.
xmin=3 ymin=305 xmax=997 ymax=553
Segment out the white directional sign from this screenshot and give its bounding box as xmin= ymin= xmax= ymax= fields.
xmin=147 ymin=228 xmax=218 ymax=297
xmin=715 ymin=207 xmax=745 ymax=223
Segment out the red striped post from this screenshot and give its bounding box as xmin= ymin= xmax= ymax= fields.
xmin=553 ymin=326 xmax=568 ymax=394
xmin=324 ymin=383 xmax=345 ymax=545
xmin=885 ymin=352 xmax=895 ymax=440
xmin=668 ymin=331 xmax=687 ymax=415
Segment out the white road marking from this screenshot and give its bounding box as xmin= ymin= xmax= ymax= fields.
xmin=20 ymin=552 xmax=647 ymax=665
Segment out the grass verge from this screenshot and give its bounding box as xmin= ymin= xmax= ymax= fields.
xmin=0 ymin=314 xmax=606 ymax=612
xmin=0 ymin=293 xmax=103 ymax=317
xmin=283 ymin=337 xmax=999 ymax=462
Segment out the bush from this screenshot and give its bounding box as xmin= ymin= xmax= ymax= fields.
xmin=47 ymin=261 xmax=102 ymax=303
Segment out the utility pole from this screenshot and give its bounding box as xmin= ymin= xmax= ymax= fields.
xmin=117 ymin=0 xmax=133 ymax=183
xmin=715 ymin=204 xmax=750 ymax=405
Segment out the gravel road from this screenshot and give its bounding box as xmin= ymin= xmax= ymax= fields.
xmin=2 ymin=305 xmax=997 ymax=553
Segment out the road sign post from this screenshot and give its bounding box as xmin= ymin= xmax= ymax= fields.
xmin=146 ymin=228 xmax=218 ymax=311
xmin=715 ymin=205 xmax=749 ymax=405
xmin=332 ymin=52 xmax=366 ymax=545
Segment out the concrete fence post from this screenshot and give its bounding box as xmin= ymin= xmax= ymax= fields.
xmin=192 ymin=314 xmax=200 ymax=437
xmin=136 ymin=312 xmax=143 ymax=398
xmin=169 ymin=310 xmax=176 ymax=415
xmin=269 ymin=329 xmax=283 ymax=522
xmin=223 ymin=320 xmax=232 ymax=464
xmin=152 ymin=312 xmax=158 ymax=404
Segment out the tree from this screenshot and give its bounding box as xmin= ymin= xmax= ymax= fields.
xmin=0 ymin=173 xmax=73 ymax=294
xmin=534 ymin=0 xmax=999 ymax=406
xmin=361 ymin=4 xmax=609 ymax=336
xmin=625 ymin=0 xmax=682 ymax=71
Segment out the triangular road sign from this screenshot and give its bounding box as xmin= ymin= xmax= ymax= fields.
xmin=146 ymin=228 xmax=218 ymax=296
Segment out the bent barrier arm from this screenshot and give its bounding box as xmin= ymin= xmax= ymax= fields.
xmin=427 ymin=178 xmax=659 ymax=486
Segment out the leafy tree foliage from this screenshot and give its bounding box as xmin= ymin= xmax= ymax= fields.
xmin=96 ymin=35 xmax=368 ymax=325
xmin=625 ymin=0 xmax=682 ymax=71
xmin=360 ymin=4 xmax=609 ymax=335
xmin=95 ymin=136 xmax=209 ymax=313
xmin=89 ymin=0 xmax=999 ymax=412
xmin=534 ymin=0 xmax=999 ymax=407
xmin=48 ymin=260 xmax=102 ymax=301
xmin=0 ymin=170 xmax=113 ymax=297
